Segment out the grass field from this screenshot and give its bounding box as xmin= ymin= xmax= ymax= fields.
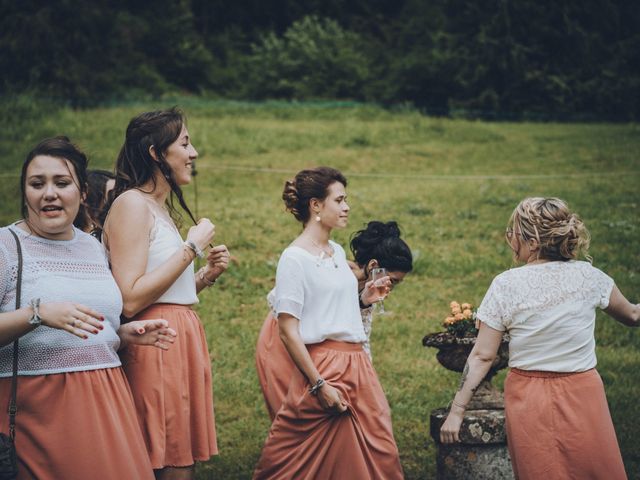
xmin=1 ymin=98 xmax=638 ymax=479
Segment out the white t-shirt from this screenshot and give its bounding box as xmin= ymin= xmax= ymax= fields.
xmin=274 ymin=241 xmax=366 ymax=344
xmin=477 ymin=260 xmax=614 ymax=372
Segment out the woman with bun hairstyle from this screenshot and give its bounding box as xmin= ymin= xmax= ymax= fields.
xmin=253 ymin=167 xmax=403 ymax=479
xmin=255 ymin=220 xmax=413 ymax=420
xmin=102 ymin=109 xmax=229 ymax=478
xmin=0 ymin=137 xmax=177 ymax=479
xmin=440 ymin=197 xmax=637 ymax=479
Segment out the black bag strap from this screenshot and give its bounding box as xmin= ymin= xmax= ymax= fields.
xmin=7 ymin=229 xmax=22 ymax=441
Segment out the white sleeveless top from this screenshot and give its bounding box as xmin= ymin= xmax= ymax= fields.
xmin=274 ymin=241 xmax=366 ymax=344
xmin=0 ymin=224 xmax=123 ymax=376
xmin=106 ymin=192 xmax=198 ymax=306
xmin=477 ymin=260 xmax=614 ymax=372
xmin=146 ymin=210 xmax=198 ymax=305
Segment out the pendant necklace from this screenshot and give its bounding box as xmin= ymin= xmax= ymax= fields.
xmin=309 ymin=238 xmax=339 ymax=268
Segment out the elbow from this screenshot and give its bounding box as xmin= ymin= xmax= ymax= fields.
xmin=471 ymin=349 xmax=497 ymax=365
xmin=121 ymin=300 xmax=144 ymax=319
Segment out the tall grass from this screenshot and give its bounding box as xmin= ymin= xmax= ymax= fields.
xmin=1 ymin=98 xmax=638 ymax=479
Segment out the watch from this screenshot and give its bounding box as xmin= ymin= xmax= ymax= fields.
xmin=28 ymin=297 xmax=42 ymax=327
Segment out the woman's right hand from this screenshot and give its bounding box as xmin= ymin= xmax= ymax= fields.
xmin=187 ymin=218 xmax=215 ymax=251
xmin=38 ymin=302 xmax=104 ymax=339
xmin=316 ymin=383 xmax=348 ymax=413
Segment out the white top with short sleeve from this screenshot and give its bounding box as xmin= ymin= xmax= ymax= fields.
xmin=0 ymin=224 xmax=123 ymax=377
xmin=477 ymin=260 xmax=614 ymax=372
xmin=274 ymin=241 xmax=366 ymax=344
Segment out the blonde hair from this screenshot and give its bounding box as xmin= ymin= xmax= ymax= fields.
xmin=508 ymin=197 xmax=591 ymax=262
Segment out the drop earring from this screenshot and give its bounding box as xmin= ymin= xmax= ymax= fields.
xmin=315 ymin=213 xmax=321 ymax=222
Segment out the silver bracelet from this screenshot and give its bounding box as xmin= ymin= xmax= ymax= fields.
xmin=28 ymin=297 xmax=42 ymax=327
xmin=309 ymin=378 xmax=325 ymax=396
xmin=184 ymin=240 xmax=204 ymax=259
xmin=198 ymin=267 xmax=216 ymax=287
xmin=451 ymin=399 xmax=467 ymax=410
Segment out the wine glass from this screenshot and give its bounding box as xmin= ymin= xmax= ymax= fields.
xmin=371 ymin=267 xmax=388 ymax=314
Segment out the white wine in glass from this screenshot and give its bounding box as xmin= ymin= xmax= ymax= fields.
xmin=371 ymin=267 xmax=387 ymax=314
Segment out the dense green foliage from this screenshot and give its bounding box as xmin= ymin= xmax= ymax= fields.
xmin=1 ymin=100 xmax=638 ymax=478
xmin=2 ymin=0 xmax=639 ymax=118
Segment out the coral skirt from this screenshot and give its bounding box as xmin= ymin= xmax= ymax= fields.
xmin=121 ymin=304 xmax=218 ymax=468
xmin=0 ymin=367 xmax=154 ymax=479
xmin=255 ymin=312 xmax=295 ymax=420
xmin=505 ymin=368 xmax=627 ymax=480
xmin=254 ymin=340 xmax=403 ymax=480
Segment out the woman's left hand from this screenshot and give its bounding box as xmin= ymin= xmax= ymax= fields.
xmin=360 ymin=276 xmax=391 ymax=307
xmin=440 ymin=407 xmax=465 ymax=443
xmin=118 ymin=319 xmax=177 ymax=350
xmin=203 ymin=244 xmax=230 ymax=281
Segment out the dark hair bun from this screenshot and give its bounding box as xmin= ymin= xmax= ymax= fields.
xmin=282 ymin=179 xmax=302 ymax=222
xmin=350 ymin=221 xmax=412 ymax=272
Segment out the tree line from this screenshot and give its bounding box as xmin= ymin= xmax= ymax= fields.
xmin=1 ymin=0 xmax=638 ymax=119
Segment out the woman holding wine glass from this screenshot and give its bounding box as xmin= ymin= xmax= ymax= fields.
xmin=253 ymin=167 xmax=404 ymax=479
xmin=255 ymin=220 xmax=413 ymax=420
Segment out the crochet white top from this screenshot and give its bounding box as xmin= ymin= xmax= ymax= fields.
xmin=477 ymin=260 xmax=614 ymax=372
xmin=274 ymin=241 xmax=366 ymax=345
xmin=0 ymin=224 xmax=123 ymax=377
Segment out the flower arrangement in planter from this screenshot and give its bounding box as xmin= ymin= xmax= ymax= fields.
xmin=443 ymin=301 xmax=478 ymax=337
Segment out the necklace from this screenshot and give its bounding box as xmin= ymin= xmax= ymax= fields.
xmin=309 ymin=238 xmax=339 ymax=268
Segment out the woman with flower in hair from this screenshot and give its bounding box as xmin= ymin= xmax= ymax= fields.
xmin=101 ymin=109 xmax=229 ymax=479
xmin=255 ymin=220 xmax=413 ymax=420
xmin=253 ymin=167 xmax=403 ymax=479
xmin=440 ymin=197 xmax=637 ymax=479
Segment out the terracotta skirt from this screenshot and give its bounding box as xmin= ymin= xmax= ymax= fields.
xmin=253 ymin=340 xmax=403 ymax=480
xmin=505 ymin=368 xmax=627 ymax=480
xmin=121 ymin=304 xmax=218 ymax=469
xmin=255 ymin=312 xmax=296 ymax=420
xmin=0 ymin=367 xmax=154 ymax=480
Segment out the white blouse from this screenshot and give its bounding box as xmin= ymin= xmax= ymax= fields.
xmin=477 ymin=260 xmax=614 ymax=372
xmin=274 ymin=241 xmax=366 ymax=344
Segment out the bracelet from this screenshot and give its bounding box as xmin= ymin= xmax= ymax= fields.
xmin=198 ymin=267 xmax=216 ymax=287
xmin=28 ymin=297 xmax=42 ymax=327
xmin=309 ymin=378 xmax=325 ymax=396
xmin=184 ymin=240 xmax=204 ymax=259
xmin=451 ymin=399 xmax=467 ymax=410
xmin=358 ymin=289 xmax=371 ymax=309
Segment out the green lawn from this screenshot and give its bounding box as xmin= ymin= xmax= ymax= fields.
xmin=1 ymin=98 xmax=638 ymax=479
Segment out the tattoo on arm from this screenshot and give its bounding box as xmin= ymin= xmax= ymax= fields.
xmin=457 ymin=361 xmax=480 ymax=395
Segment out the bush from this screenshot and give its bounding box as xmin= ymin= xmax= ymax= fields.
xmin=244 ymin=16 xmax=372 ymax=100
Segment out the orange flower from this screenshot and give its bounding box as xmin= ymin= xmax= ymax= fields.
xmin=451 ymin=306 xmax=462 ymax=315
xmin=454 ymin=312 xmax=464 ymax=321
xmin=444 ymin=316 xmax=456 ymax=325
xmin=449 ymin=301 xmax=461 ymax=310
xmin=462 ymin=309 xmax=473 ymax=319
xmin=461 ymin=303 xmax=472 ymax=310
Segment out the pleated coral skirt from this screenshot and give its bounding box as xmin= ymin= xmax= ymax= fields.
xmin=255 ymin=312 xmax=295 ymax=420
xmin=253 ymin=340 xmax=403 ymax=480
xmin=505 ymin=368 xmax=627 ymax=480
xmin=121 ymin=304 xmax=218 ymax=469
xmin=0 ymin=367 xmax=154 ymax=480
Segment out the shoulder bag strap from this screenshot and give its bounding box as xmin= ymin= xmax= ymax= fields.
xmin=7 ymin=229 xmax=22 ymax=440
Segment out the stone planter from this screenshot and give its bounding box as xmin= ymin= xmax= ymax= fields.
xmin=423 ymin=331 xmax=514 ymax=479
xmin=422 ymin=331 xmax=509 ymax=409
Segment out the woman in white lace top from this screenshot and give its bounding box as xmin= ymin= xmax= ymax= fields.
xmin=255 ymin=220 xmax=413 ymax=420
xmin=440 ymin=197 xmax=638 ymax=479
xmin=101 ymin=109 xmax=229 ymax=479
xmin=0 ymin=137 xmax=176 ymax=479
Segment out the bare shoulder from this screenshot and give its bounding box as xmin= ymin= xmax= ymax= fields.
xmin=104 ymin=190 xmax=153 ymax=241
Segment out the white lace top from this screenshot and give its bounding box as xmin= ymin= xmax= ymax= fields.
xmin=477 ymin=260 xmax=614 ymax=372
xmin=274 ymin=241 xmax=366 ymax=344
xmin=0 ymin=224 xmax=123 ymax=377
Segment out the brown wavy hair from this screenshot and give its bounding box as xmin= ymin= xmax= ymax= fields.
xmin=282 ymin=167 xmax=347 ymax=224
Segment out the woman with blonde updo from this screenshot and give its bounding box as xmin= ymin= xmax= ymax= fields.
xmin=440 ymin=197 xmax=638 ymax=479
xmin=253 ymin=167 xmax=403 ymax=479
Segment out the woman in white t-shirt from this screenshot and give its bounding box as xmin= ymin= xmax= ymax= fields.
xmin=253 ymin=167 xmax=404 ymax=479
xmin=440 ymin=197 xmax=638 ymax=479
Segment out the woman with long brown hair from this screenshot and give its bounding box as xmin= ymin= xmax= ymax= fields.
xmin=102 ymin=109 xmax=230 ymax=479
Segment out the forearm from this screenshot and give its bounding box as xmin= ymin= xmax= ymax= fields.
xmin=451 ymin=351 xmax=495 ymax=410
xmin=279 ymin=322 xmax=321 ymax=385
xmin=120 ymin=245 xmax=197 ymax=318
xmin=0 ymin=308 xmax=37 ymax=347
xmin=195 ymin=265 xmax=217 ymax=294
